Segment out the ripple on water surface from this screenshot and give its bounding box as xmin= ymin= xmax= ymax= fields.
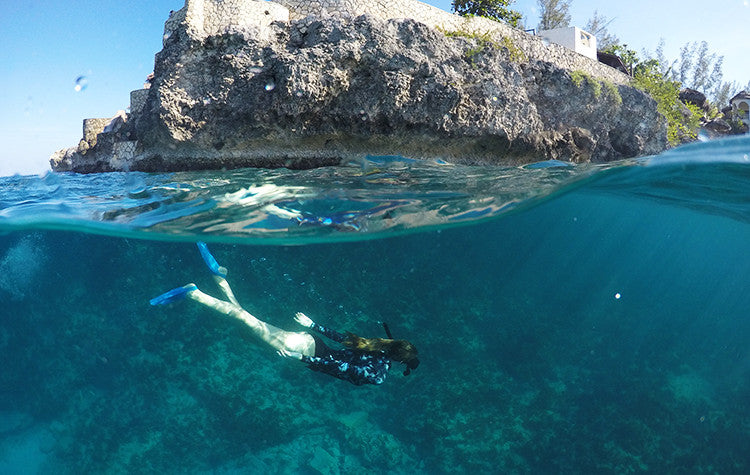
xmin=1 ymin=135 xmax=749 ymax=243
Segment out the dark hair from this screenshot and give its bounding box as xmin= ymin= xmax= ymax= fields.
xmin=343 ymin=333 xmax=419 ymax=375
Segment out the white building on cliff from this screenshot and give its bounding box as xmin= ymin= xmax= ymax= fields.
xmin=537 ymin=27 xmax=597 ymax=61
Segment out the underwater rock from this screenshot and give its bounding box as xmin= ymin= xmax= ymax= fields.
xmin=50 ymin=1 xmax=667 ymax=173
xmin=309 ymin=446 xmax=338 ymax=474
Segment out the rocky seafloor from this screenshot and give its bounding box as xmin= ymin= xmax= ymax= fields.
xmin=1 ymin=221 xmax=748 ymax=473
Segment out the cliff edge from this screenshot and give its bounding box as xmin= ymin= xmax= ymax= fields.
xmin=50 ymin=0 xmax=667 ymax=173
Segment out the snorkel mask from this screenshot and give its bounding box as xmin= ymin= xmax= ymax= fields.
xmin=403 ymin=357 xmax=420 ymax=376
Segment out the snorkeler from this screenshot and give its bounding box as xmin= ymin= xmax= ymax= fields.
xmin=149 ymin=242 xmax=419 ymax=386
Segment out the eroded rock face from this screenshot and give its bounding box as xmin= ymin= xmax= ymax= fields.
xmin=51 ymin=13 xmax=667 ymax=173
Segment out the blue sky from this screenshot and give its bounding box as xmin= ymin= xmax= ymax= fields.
xmin=1 ymin=0 xmax=748 ymax=176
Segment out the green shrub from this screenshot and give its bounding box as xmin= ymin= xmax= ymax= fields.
xmin=439 ymin=25 xmax=526 ymax=65
xmin=590 ymin=79 xmax=602 ymax=98
xmin=499 ymin=36 xmax=526 ymax=62
xmin=728 ymin=115 xmax=748 ymax=134
xmin=633 ymin=69 xmax=700 ymax=145
xmin=570 ymin=71 xmax=623 ymax=108
xmin=570 ymin=70 xmax=600 ymax=98
xmin=452 ymin=0 xmax=523 ymax=27
xmin=439 ymin=28 xmax=498 ymax=67
xmin=602 ymin=80 xmax=622 ymax=106
xmin=602 ymin=43 xmax=701 ymax=144
xmin=570 ymin=70 xmax=586 ymax=88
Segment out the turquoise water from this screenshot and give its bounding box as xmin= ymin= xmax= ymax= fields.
xmin=1 ymin=135 xmax=750 ymax=473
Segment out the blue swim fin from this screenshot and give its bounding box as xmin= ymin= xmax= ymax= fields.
xmin=150 ymin=283 xmax=197 ymax=306
xmin=197 ymin=241 xmax=227 ymax=277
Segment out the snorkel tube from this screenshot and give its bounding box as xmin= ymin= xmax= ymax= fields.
xmin=382 ymin=321 xmax=394 ymax=339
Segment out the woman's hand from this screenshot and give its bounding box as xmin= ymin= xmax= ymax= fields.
xmin=277 ymin=348 xmax=303 ymax=360
xmin=294 ymin=312 xmax=314 ymax=328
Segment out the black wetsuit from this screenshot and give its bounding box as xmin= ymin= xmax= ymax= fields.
xmin=300 ymin=322 xmax=391 ymax=386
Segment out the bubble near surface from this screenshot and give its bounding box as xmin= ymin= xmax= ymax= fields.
xmin=73 ymin=75 xmax=88 ymax=92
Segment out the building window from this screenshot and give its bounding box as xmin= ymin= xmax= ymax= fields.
xmin=579 ymin=32 xmax=591 ymax=47
xmin=738 ymin=102 xmax=749 ymax=120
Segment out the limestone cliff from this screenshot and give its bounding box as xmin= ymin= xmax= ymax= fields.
xmin=50 ymin=0 xmax=667 ymax=173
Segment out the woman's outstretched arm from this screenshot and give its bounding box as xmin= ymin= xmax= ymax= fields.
xmin=279 ymin=347 xmax=390 ymax=386
xmin=294 ymin=312 xmax=347 ymax=343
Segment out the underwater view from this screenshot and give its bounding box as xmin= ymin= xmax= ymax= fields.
xmin=1 ymin=135 xmax=750 ymax=473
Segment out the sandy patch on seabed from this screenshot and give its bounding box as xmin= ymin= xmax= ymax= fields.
xmin=0 ymin=412 xmax=54 ymax=474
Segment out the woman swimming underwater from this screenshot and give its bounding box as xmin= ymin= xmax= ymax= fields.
xmin=150 ymin=243 xmax=419 ymax=386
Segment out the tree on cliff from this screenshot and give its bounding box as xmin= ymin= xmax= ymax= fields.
xmin=536 ymin=0 xmax=571 ymax=31
xmin=713 ymin=81 xmax=738 ymax=109
xmin=452 ymin=0 xmax=523 ymax=27
xmin=669 ymin=41 xmax=725 ymax=102
xmin=584 ymin=10 xmax=619 ymax=50
xmin=603 ymin=43 xmax=701 ymax=144
xmin=641 ymin=39 xmax=735 ymax=107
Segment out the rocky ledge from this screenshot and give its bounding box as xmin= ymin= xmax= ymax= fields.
xmin=51 ymin=6 xmax=667 ymax=173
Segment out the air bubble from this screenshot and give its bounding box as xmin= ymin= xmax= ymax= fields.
xmin=74 ymin=75 xmax=88 ymax=92
xmin=265 ymin=82 xmax=275 ymax=92
xmin=163 ymin=31 xmax=172 ymax=41
xmin=614 ymin=293 xmax=621 ymax=299
xmin=125 ymin=173 xmax=147 ymax=194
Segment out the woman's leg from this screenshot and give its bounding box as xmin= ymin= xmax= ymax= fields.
xmin=187 ymin=287 xmax=316 ymax=357
xmin=211 ymin=274 xmax=240 ymax=306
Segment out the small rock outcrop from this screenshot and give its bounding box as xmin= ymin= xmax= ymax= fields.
xmin=679 ymin=88 xmax=709 ymax=113
xmin=51 ymin=0 xmax=668 ymax=173
xmin=703 ymin=118 xmax=732 ymax=136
